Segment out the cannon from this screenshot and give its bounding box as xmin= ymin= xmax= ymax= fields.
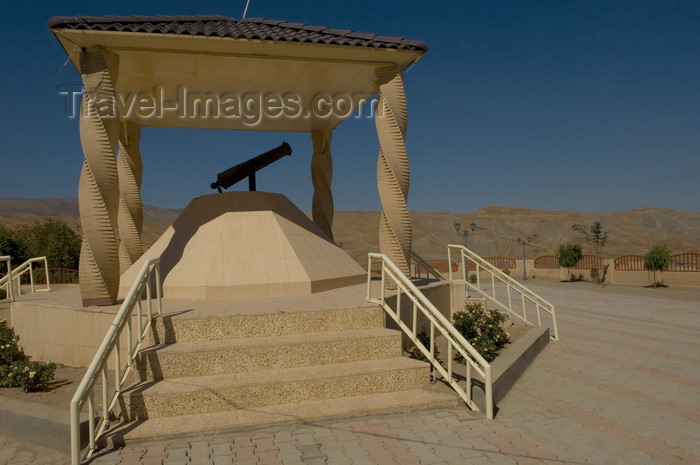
xmin=210 ymin=142 xmax=292 ymax=192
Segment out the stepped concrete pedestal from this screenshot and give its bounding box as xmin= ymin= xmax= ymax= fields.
xmin=119 ymin=192 xmax=366 ymax=300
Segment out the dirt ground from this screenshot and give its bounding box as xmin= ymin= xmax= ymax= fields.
xmin=0 ymin=365 xmax=86 ymax=411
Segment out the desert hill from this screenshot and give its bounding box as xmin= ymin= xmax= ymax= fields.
xmin=334 ymin=206 xmax=700 ymax=265
xmin=1 ymin=198 xmax=698 ymax=265
xmin=0 ymin=198 xmax=180 ymax=250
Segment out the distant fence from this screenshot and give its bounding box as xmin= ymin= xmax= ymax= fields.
xmin=614 ymin=255 xmax=645 ymax=271
xmin=572 ymin=255 xmax=604 ymax=270
xmin=426 ymin=259 xmax=458 ymax=273
xmin=670 ymin=253 xmax=700 ymax=271
xmin=11 ymin=268 xmax=80 ymax=285
xmin=534 ymin=256 xmax=559 ymax=269
xmin=483 ymin=256 xmax=516 ymax=270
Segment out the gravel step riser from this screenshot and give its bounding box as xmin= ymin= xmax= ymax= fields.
xmin=134 ymin=333 xmax=402 ymax=381
xmin=121 ymin=365 xmax=429 ymax=420
xmin=148 ymin=306 xmax=384 ymax=344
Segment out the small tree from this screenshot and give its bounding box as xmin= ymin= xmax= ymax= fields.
xmin=557 ymin=243 xmax=582 ymax=281
xmin=644 ymin=246 xmax=672 ymax=288
xmin=571 ymin=222 xmax=609 ymax=283
xmin=571 ymin=222 xmax=608 ymax=256
xmin=20 ymin=220 xmax=82 ymax=270
xmin=0 ymin=225 xmax=27 ymax=273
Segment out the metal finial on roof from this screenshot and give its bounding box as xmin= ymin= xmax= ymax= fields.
xmin=242 ymin=0 xmax=252 ymax=19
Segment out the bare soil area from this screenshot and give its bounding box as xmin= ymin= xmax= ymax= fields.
xmin=0 ymin=365 xmax=85 ymax=410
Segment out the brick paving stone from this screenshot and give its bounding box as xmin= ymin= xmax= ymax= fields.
xmin=276 ymin=455 xmax=304 ymax=465
xmin=141 ymin=457 xmax=165 ymax=465
xmin=290 ymin=434 xmax=317 ymax=447
xmin=233 ymin=437 xmax=253 ymax=447
xmin=212 ymin=457 xmax=233 ymax=465
xmin=164 ymin=448 xmax=189 ymax=461
xmin=232 ymin=458 xmax=258 ymax=465
xmin=272 ymin=431 xmax=294 ymax=444
xmin=297 ymin=444 xmax=324 ymax=460
xmin=186 ymin=451 xmax=210 ymax=463
xmin=232 ymin=446 xmax=256 ymax=461
xmin=209 ymin=443 xmax=232 ymax=457
xmin=252 ymin=438 xmax=276 ymax=453
xmin=317 ymin=435 xmax=342 ymax=451
xmin=300 ymin=458 xmax=325 ymax=465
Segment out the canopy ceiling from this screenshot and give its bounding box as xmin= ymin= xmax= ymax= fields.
xmin=49 ymin=16 xmax=427 ymax=132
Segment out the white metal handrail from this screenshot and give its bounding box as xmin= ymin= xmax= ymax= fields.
xmin=70 ymin=258 xmax=162 ymax=464
xmin=448 ymin=244 xmax=559 ymax=340
xmin=0 ymin=256 xmax=51 ymax=299
xmin=411 ymin=250 xmax=447 ymax=280
xmin=366 ymin=253 xmax=494 ymax=419
xmin=0 ymin=256 xmax=14 ymax=301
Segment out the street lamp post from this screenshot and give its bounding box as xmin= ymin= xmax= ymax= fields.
xmin=454 ymin=221 xmax=476 ymax=249
xmin=455 ymin=221 xmax=477 ymax=294
xmin=517 ymin=237 xmax=531 ymax=280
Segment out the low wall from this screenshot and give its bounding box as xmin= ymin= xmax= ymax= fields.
xmin=8 ymin=287 xmax=134 ymax=368
xmin=463 ymin=259 xmax=700 ymax=286
xmin=385 ymin=281 xmax=464 ymax=352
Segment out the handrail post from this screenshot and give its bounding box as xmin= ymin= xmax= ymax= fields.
xmin=485 ymin=366 xmax=494 ymax=419
xmin=0 ymin=256 xmax=13 ymax=302
xmin=70 ymin=400 xmax=81 ymax=464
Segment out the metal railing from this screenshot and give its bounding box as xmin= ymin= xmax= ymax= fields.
xmin=0 ymin=256 xmax=13 ymax=301
xmin=448 ymin=245 xmax=559 ymax=340
xmin=366 ymin=253 xmax=494 ymax=419
xmin=70 ymin=258 xmax=162 ymax=464
xmin=0 ymin=256 xmax=51 ymax=300
xmin=411 ymin=250 xmax=447 ymax=280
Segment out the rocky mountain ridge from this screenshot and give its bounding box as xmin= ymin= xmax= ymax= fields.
xmin=1 ymin=198 xmax=698 ymax=265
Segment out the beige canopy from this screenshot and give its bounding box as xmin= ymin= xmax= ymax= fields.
xmin=49 ymin=15 xmax=426 ymax=305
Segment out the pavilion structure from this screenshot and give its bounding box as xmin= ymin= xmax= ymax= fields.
xmin=49 ymin=15 xmax=427 ymax=306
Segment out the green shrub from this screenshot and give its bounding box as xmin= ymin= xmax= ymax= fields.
xmin=408 ymin=329 xmax=441 ymax=363
xmin=557 ymin=243 xmax=583 ymax=281
xmin=452 ymin=303 xmax=510 ymax=362
xmin=468 ymin=273 xmax=477 ymax=283
xmin=0 ymin=319 xmax=56 ymax=392
xmin=644 ymin=245 xmax=672 ymax=287
xmin=502 ymin=269 xmax=511 ymax=276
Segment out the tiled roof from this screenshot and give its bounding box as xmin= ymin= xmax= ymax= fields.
xmin=48 ymin=15 xmax=427 ymax=52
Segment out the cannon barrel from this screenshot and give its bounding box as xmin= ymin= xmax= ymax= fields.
xmin=211 ymin=142 xmax=292 ymax=191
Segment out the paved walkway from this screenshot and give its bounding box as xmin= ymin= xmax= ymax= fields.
xmin=1 ymin=281 xmax=699 ymax=464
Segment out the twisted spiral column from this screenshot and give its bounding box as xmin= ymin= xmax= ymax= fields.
xmin=375 ymin=68 xmax=411 ymax=276
xmin=117 ymin=121 xmax=144 ymax=274
xmin=311 ymin=129 xmax=334 ymax=241
xmin=78 ymin=48 xmax=121 ymax=306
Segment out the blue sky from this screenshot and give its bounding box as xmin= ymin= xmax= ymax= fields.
xmin=1 ymin=0 xmax=699 ymax=214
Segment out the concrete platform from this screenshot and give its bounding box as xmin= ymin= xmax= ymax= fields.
xmin=2 ymin=280 xmax=699 ymax=464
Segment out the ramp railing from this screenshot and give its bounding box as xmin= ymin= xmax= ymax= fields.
xmin=70 ymin=258 xmax=162 ymax=464
xmin=366 ymin=253 xmax=494 ymax=419
xmin=0 ymin=256 xmax=13 ymax=301
xmin=0 ymin=256 xmax=51 ymax=299
xmin=448 ymin=244 xmax=559 ymax=340
xmin=411 ymin=250 xmax=446 ymax=280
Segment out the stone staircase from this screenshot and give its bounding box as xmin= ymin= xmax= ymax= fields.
xmin=105 ymin=303 xmax=458 ymax=445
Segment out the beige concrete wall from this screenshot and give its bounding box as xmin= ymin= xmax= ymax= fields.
xmin=385 ymin=282 xmax=458 ymax=352
xmin=476 ymin=259 xmax=700 ymax=286
xmin=9 ymin=300 xmax=138 ymax=368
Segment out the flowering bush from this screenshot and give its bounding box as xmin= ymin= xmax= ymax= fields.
xmin=452 ymin=302 xmax=510 ymax=363
xmin=0 ymin=319 xmax=56 ymax=392
xmin=408 ymin=329 xmax=441 ymax=364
